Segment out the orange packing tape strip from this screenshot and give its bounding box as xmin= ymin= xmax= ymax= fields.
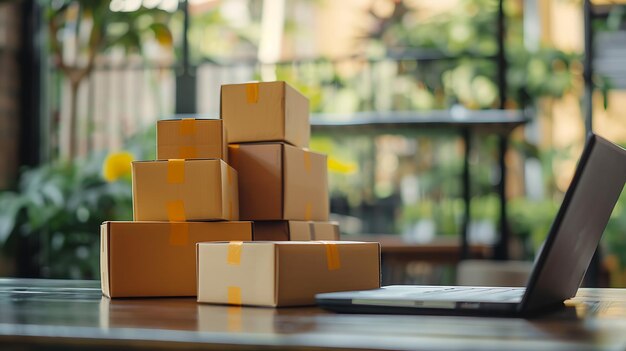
xmin=227 ymin=306 xmax=242 ymax=332
xmin=324 ymin=242 xmax=341 ymax=271
xmin=180 ymin=118 xmax=196 ymax=135
xmin=227 ymin=241 xmax=243 ymax=265
xmin=305 ymin=202 xmax=313 ymax=221
xmin=227 ymin=286 xmax=242 ymax=305
xmin=227 ymin=166 xmax=232 ymax=185
xmin=167 ymin=159 xmax=185 ymax=183
xmin=246 ymin=83 xmax=259 ymax=103
xmin=167 ymin=200 xmax=186 ymax=222
xmin=169 ymin=222 xmax=189 ymax=246
xmin=303 ymin=152 xmax=312 ymax=172
xmin=179 ymin=146 xmax=197 ymax=159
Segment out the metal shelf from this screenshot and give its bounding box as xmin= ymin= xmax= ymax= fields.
xmin=311 ymin=108 xmax=529 ymax=261
xmin=311 ymin=110 xmax=528 ymax=133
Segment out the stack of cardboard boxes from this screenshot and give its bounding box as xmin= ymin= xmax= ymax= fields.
xmin=101 ymin=118 xmax=250 ymax=298
xmin=100 ymin=81 xmax=380 ymax=306
xmin=222 ymin=81 xmax=335 ymax=240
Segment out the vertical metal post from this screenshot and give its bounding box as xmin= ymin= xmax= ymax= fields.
xmin=19 ymin=0 xmax=41 ymax=167
xmin=182 ymin=0 xmax=190 ymax=72
xmin=495 ymin=135 xmax=509 ymax=260
xmin=494 ymin=0 xmax=509 ymax=260
xmin=175 ymin=0 xmax=196 ymax=114
xmin=461 ymin=129 xmax=471 ymax=260
xmin=16 ymin=0 xmax=43 ymax=277
xmin=583 ymin=0 xmax=593 ymax=135
xmin=583 ymin=0 xmax=600 ymax=288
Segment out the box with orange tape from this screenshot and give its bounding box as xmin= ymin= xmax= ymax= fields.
xmin=252 ymin=221 xmax=340 ymax=241
xmin=220 ymin=81 xmax=310 ymax=148
xmin=100 ymin=221 xmax=253 ymax=298
xmin=157 ymin=118 xmax=228 ymax=161
xmin=132 ymin=159 xmax=239 ymax=221
xmin=228 ymin=143 xmax=328 ymax=221
xmin=196 ymin=241 xmax=380 ymax=307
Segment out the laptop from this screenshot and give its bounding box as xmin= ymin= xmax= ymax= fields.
xmin=316 ymin=133 xmax=626 ymax=317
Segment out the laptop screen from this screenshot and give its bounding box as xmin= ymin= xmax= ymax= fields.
xmin=521 ymin=134 xmax=626 ymax=312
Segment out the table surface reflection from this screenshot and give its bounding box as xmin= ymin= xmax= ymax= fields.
xmin=1 ymin=279 xmax=626 ymax=350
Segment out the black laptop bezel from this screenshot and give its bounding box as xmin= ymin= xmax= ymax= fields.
xmin=520 ymin=134 xmax=626 ymax=313
xmin=518 ymin=133 xmax=597 ymax=313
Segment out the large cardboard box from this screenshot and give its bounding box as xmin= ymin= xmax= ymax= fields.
xmin=132 ymin=159 xmax=239 ymax=221
xmin=101 ymin=221 xmax=253 ymax=298
xmin=197 ymin=241 xmax=380 ymax=307
xmin=228 ymin=143 xmax=328 ymax=221
xmin=157 ymin=118 xmax=228 ymax=161
xmin=221 ymin=81 xmax=310 ymax=147
xmin=252 ymin=221 xmax=340 ymax=241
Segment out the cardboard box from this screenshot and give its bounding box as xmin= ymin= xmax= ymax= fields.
xmin=157 ymin=118 xmax=228 ymax=161
xmin=197 ymin=241 xmax=381 ymax=307
xmin=228 ymin=143 xmax=328 ymax=221
xmin=252 ymin=221 xmax=340 ymax=241
xmin=221 ymin=81 xmax=310 ymax=147
xmin=132 ymin=159 xmax=239 ymax=221
xmin=101 ymin=221 xmax=253 ymax=298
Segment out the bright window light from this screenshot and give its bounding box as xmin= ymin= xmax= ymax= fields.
xmin=110 ymin=0 xmax=178 ymax=13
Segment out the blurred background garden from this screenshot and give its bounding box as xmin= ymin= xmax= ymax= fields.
xmin=0 ymin=0 xmax=625 ymax=286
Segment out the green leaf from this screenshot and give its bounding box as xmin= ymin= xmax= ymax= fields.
xmin=0 ymin=193 xmax=27 ymax=243
xmin=149 ymin=22 xmax=173 ymax=47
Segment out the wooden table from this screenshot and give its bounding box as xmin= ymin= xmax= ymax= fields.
xmin=1 ymin=279 xmax=626 ymax=350
xmin=350 ymin=235 xmax=492 ymax=262
xmin=348 ymin=235 xmax=491 ymax=284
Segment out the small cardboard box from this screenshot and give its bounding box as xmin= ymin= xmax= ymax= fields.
xmin=157 ymin=118 xmax=228 ymax=161
xmin=221 ymin=81 xmax=310 ymax=147
xmin=197 ymin=241 xmax=381 ymax=307
xmin=253 ymin=221 xmax=340 ymax=241
xmin=228 ymin=143 xmax=328 ymax=221
xmin=101 ymin=221 xmax=253 ymax=298
xmin=132 ymin=159 xmax=239 ymax=221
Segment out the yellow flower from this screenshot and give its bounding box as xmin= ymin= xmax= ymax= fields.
xmin=102 ymin=151 xmax=134 ymax=182
xmin=328 ymin=157 xmax=357 ymax=175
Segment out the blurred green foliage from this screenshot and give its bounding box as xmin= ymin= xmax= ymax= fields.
xmin=0 ymin=127 xmax=156 ymax=278
xmin=2 ymin=0 xmax=625 ymax=281
xmin=269 ymin=0 xmax=582 ymax=115
xmin=45 ymin=0 xmax=173 ymax=159
xmin=361 ymin=0 xmax=580 ymax=109
xmin=508 ymin=198 xmax=559 ymax=258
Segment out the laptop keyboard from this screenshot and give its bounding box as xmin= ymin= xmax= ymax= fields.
xmin=380 ymin=286 xmax=526 ymax=303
